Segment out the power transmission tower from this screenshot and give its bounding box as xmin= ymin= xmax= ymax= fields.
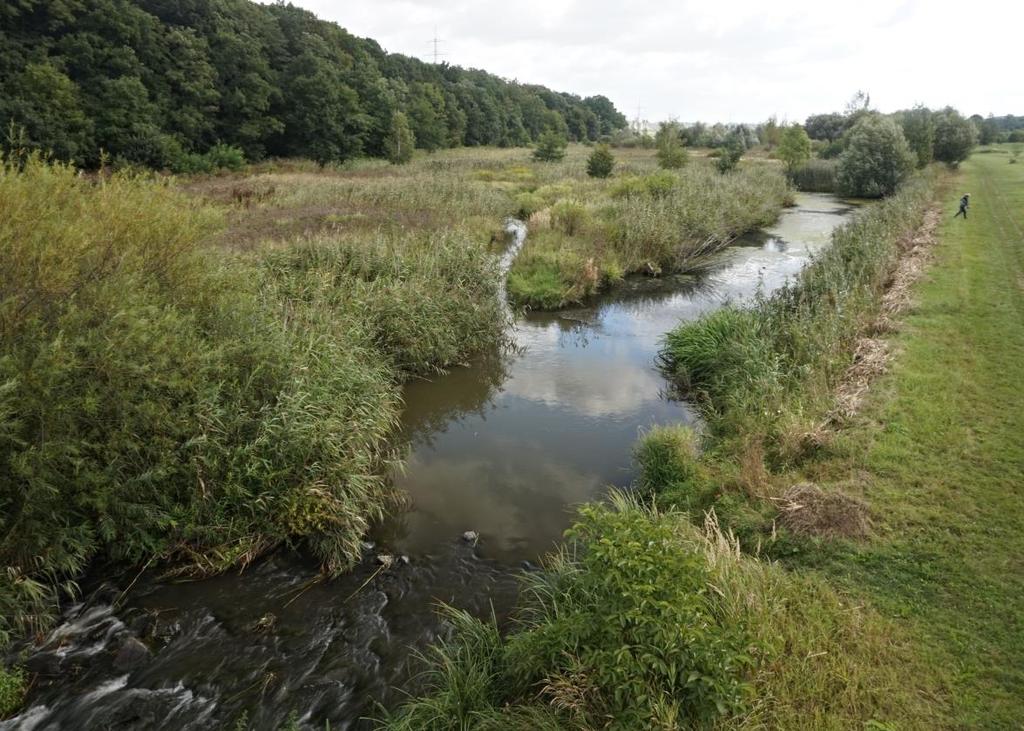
xmin=427 ymin=26 xmax=446 ymax=64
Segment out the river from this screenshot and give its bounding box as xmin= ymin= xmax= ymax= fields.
xmin=1 ymin=193 xmax=854 ymax=730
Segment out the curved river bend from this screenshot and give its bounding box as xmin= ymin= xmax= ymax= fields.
xmin=2 ymin=193 xmax=853 ymax=731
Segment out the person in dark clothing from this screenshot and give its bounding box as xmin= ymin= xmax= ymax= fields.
xmin=954 ymin=193 xmax=970 ymax=219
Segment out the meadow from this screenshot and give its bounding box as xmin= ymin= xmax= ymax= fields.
xmin=186 ymin=146 xmax=792 ymax=310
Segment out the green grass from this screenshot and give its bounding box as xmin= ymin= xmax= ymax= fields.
xmin=0 ymin=665 xmax=26 ymax=719
xmin=778 ymin=147 xmax=1024 ymax=726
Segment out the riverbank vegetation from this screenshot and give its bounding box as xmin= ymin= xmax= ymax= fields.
xmin=385 ymin=143 xmax=1024 ymax=728
xmin=383 ymin=495 xmax=945 ymax=729
xmin=505 ymin=155 xmax=792 ymax=309
xmin=0 ymin=155 xmax=508 ymax=654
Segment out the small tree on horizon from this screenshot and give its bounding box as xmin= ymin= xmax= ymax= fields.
xmin=533 ymin=130 xmax=567 ymax=162
xmin=776 ymin=125 xmax=812 ymax=174
xmin=586 ymin=143 xmax=615 ymax=177
xmin=655 ymin=121 xmax=687 ymax=169
xmin=716 ymin=129 xmax=746 ymax=173
xmin=386 ymin=112 xmax=415 ymax=164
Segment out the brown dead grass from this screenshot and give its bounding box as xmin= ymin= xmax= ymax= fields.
xmin=776 ymin=482 xmax=871 ymax=539
xmin=829 ymin=205 xmax=941 ymax=423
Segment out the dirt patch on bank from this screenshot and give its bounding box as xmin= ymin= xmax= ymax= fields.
xmin=828 ymin=205 xmax=941 ymax=423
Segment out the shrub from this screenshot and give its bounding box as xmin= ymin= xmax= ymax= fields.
xmin=514 ymin=191 xmax=544 ymax=219
xmin=716 ymin=132 xmax=745 ymax=173
xmin=204 ymin=143 xmax=246 ymax=171
xmin=1009 ymin=130 xmax=1024 ymax=143
xmin=790 ymin=158 xmax=838 ymax=192
xmin=634 ymin=425 xmax=701 ymax=493
xmin=656 ymin=143 xmax=688 ymax=169
xmin=532 ymin=130 xmax=567 ymax=162
xmin=836 ymin=115 xmax=914 ymax=197
xmin=776 ymin=125 xmax=812 ymax=173
xmin=932 ymin=108 xmax=978 ymax=166
xmin=586 ymin=143 xmax=615 ymax=178
xmin=549 ymin=199 xmax=587 ymax=235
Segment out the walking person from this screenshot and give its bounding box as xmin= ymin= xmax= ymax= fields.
xmin=954 ymin=193 xmax=970 ymax=219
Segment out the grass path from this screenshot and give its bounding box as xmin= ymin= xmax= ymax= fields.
xmin=792 ymin=150 xmax=1024 ymax=727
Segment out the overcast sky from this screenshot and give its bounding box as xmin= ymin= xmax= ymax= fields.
xmin=283 ymin=0 xmax=1022 ymax=124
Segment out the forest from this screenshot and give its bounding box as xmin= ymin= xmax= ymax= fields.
xmin=0 ymin=0 xmax=628 ymax=168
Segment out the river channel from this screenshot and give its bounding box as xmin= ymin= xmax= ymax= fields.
xmin=2 ymin=193 xmax=854 ymax=730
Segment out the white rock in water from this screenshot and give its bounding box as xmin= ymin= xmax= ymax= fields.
xmin=462 ymin=530 xmax=479 ymax=543
xmin=375 ymin=553 xmax=394 ymax=567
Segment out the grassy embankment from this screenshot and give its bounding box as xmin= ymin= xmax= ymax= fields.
xmin=385 ymin=162 xmax=983 ymax=724
xmin=656 ymin=147 xmax=1024 ymax=726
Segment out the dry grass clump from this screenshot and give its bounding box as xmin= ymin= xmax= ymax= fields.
xmin=776 ymin=483 xmax=872 ymax=539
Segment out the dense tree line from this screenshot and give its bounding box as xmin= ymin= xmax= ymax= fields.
xmin=0 ymin=0 xmax=627 ymax=168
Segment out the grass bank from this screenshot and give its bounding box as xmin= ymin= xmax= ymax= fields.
xmin=0 ymin=158 xmax=506 ymax=662
xmin=770 ymin=148 xmax=1023 ymax=726
xmin=642 ymin=148 xmax=1024 ymax=725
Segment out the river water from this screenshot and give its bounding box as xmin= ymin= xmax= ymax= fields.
xmin=2 ymin=193 xmax=854 ymax=731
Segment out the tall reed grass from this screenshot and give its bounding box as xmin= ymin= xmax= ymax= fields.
xmin=0 ymin=157 xmax=506 ymax=646
xmin=508 ymin=163 xmax=793 ymax=309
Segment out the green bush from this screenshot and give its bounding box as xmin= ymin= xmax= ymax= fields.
xmin=532 ymin=130 xmax=568 ymax=162
xmin=634 ymin=425 xmax=702 ymax=493
xmin=203 ymin=143 xmax=246 ymax=171
xmin=513 ymin=191 xmax=544 ymax=219
xmin=586 ymin=143 xmax=615 ymax=178
xmin=837 ymin=115 xmax=914 ymax=197
xmin=549 ymin=199 xmax=587 ymax=235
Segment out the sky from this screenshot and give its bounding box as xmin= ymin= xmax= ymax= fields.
xmin=281 ymin=0 xmax=1023 ymax=125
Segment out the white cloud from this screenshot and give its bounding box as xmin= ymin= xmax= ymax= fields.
xmin=275 ymin=0 xmax=1022 ymax=123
